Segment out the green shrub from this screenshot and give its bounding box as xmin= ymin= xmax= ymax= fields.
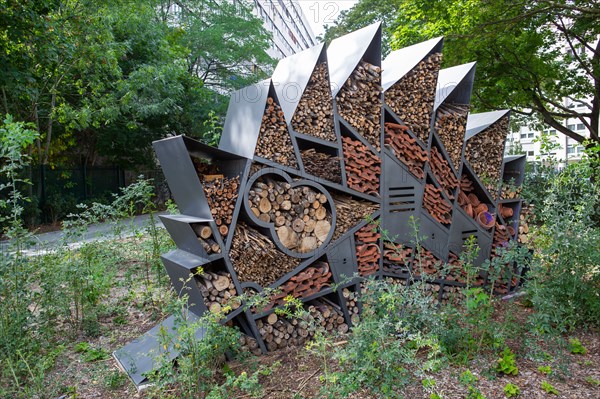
xmin=568 ymin=338 xmax=587 ymax=355
xmin=495 ymin=347 xmax=518 ymax=376
xmin=503 ymin=383 xmax=520 ymax=397
xmin=541 ymin=380 xmax=558 ymax=394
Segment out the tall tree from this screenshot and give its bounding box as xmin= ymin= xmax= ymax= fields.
xmin=324 ymin=0 xmax=600 ymax=146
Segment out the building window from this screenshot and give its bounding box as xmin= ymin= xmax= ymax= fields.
xmin=567 ymin=124 xmax=575 ymax=130
xmin=576 ymin=123 xmax=585 ymax=131
xmin=527 ymin=151 xmax=534 ymax=156
xmin=567 ymin=146 xmax=575 ymax=154
xmin=576 ymin=146 xmax=584 ymax=153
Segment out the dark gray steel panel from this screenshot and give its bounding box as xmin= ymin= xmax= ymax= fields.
xmin=219 ymin=79 xmax=271 ymax=159
xmin=272 ymin=43 xmax=325 ymax=124
xmin=327 ymin=235 xmax=357 ymax=284
xmin=434 ymin=62 xmax=477 ymax=111
xmin=420 ymin=211 xmax=450 ymax=261
xmin=465 ymin=110 xmax=510 ymax=140
xmin=161 ymin=250 xmax=211 ymax=317
xmin=112 ymin=313 xmax=203 ymax=387
xmin=160 ymin=215 xmax=212 ymax=258
xmin=448 ymin=206 xmax=493 ymax=267
xmin=153 ymin=136 xmax=212 ymax=219
xmin=327 ymin=22 xmax=382 ymax=97
xmin=382 ymin=37 xmax=444 ymax=92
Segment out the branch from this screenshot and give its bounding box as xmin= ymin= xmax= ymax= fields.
xmin=531 ymin=94 xmax=588 ymax=143
xmin=552 ymin=18 xmax=595 ymax=79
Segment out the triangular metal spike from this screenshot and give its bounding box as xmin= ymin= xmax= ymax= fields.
xmin=465 ymin=110 xmax=511 ymax=140
xmin=327 ymin=22 xmax=382 ymax=97
xmin=434 ymin=62 xmax=477 ymax=110
xmin=272 ymin=43 xmax=326 ymax=124
xmin=219 ymin=79 xmax=272 ymax=159
xmin=382 ymin=36 xmax=444 ymax=92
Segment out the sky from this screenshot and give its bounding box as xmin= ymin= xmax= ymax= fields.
xmin=296 ymin=0 xmax=359 ymax=38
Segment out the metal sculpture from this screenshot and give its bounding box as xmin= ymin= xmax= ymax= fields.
xmin=114 ymin=23 xmax=526 ymax=386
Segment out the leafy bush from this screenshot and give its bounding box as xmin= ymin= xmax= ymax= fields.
xmin=496 ymin=347 xmax=519 ymax=376
xmin=526 ymin=151 xmax=600 ymax=331
xmin=568 ymin=338 xmax=587 ymax=355
xmin=503 ymin=382 xmax=520 ymax=397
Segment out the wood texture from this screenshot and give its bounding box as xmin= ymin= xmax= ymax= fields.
xmin=331 ymin=195 xmax=379 ymax=241
xmin=300 ymin=148 xmax=342 ymax=183
xmin=435 ymin=103 xmax=469 ymax=170
xmin=202 ymin=176 xmax=240 ymax=237
xmin=291 ymin=62 xmax=336 ymax=141
xmin=255 ymin=97 xmax=298 ymax=168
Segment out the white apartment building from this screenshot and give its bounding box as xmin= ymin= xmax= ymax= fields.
xmin=506 ymin=99 xmax=591 ymax=169
xmin=252 ymin=0 xmax=318 ymax=59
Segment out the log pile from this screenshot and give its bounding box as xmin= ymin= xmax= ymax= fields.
xmin=191 ymin=223 xmax=221 ymax=254
xmin=429 ymin=146 xmax=459 ymax=199
xmin=500 ymin=182 xmax=521 ymax=200
xmin=239 ymin=334 xmax=262 ymax=356
xmin=440 ymin=285 xmax=465 ymax=307
xmin=413 ymin=247 xmax=443 ymax=276
xmin=342 ymin=288 xmax=360 ymax=325
xmin=202 ymin=176 xmax=240 ymax=237
xmin=383 ymin=243 xmax=413 ymax=275
xmin=341 ymin=136 xmax=381 ymax=195
xmin=307 ymin=298 xmax=349 ymax=334
xmin=423 ymin=183 xmax=452 ymax=225
xmin=331 ymin=195 xmax=379 ymax=241
xmin=247 ymin=178 xmax=332 ymax=253
xmin=291 ymin=63 xmax=336 ymax=141
xmin=336 ymin=60 xmax=382 ymax=150
xmin=383 ymin=122 xmax=427 ymax=179
xmin=255 ymin=97 xmax=298 ymax=168
xmin=256 ymin=314 xmax=310 ymax=351
xmin=355 ymin=224 xmax=381 ymax=276
xmin=196 ymin=271 xmax=240 ymax=314
xmin=265 ymin=261 xmax=333 ymax=310
xmin=229 ymin=223 xmax=301 ymax=286
xmin=385 ymin=53 xmax=442 ymax=144
xmin=191 ymin=157 xmax=220 ymax=177
xmin=457 ymin=175 xmax=495 ymax=230
xmin=518 ymin=205 xmax=531 ymax=245
xmin=422 ymin=283 xmax=441 ymax=305
xmin=434 ymin=103 xmax=469 ymax=169
xmin=465 ymin=116 xmax=509 ymax=198
xmin=300 ymin=148 xmax=342 ymax=183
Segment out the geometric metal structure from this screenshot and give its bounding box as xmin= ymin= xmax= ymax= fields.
xmin=114 ymin=23 xmax=526 ymax=386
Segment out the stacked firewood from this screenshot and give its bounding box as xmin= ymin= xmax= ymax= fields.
xmin=413 ymin=247 xmax=443 ymax=276
xmin=196 ymin=271 xmax=240 ymax=314
xmin=383 ymin=243 xmax=413 ymax=275
xmin=435 ymin=103 xmax=469 ymax=169
xmin=336 ymin=60 xmax=382 ymax=150
xmin=423 ymin=183 xmax=452 ymax=225
xmin=256 ymin=314 xmax=310 ymax=351
xmin=202 ymin=176 xmax=240 ymax=237
xmin=331 ymin=195 xmax=379 ymax=240
xmin=265 ymin=262 xmax=333 ymax=310
xmin=256 ymin=97 xmax=298 ymax=168
xmin=229 ymin=223 xmax=301 ymax=286
xmin=307 ymin=298 xmax=349 ymax=334
xmin=355 ymin=224 xmax=380 ymax=276
xmin=465 ymin=116 xmax=509 ymax=198
xmin=429 ymin=146 xmax=459 ymax=199
xmin=500 ymin=182 xmax=521 ymax=199
xmin=385 ymin=53 xmax=442 ymax=143
xmin=300 ymin=148 xmax=342 ymax=183
xmin=422 ymin=283 xmax=441 ymax=305
xmin=191 ymin=157 xmax=220 ymax=177
xmin=248 ymin=178 xmax=332 ymax=253
xmin=457 ymin=175 xmax=495 ymax=230
xmin=518 ymin=205 xmax=532 ymax=245
xmin=440 ymin=285 xmax=465 ymax=307
xmin=291 ymin=63 xmax=336 ymax=141
xmin=191 ymin=223 xmax=221 ymax=254
xmin=239 ymin=334 xmax=262 ymax=356
xmin=342 ymin=288 xmax=360 ymax=325
xmin=341 ymin=136 xmax=381 ymax=195
xmin=383 ymin=122 xmax=427 ymax=179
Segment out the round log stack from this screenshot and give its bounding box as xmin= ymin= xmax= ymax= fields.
xmin=342 ymin=288 xmax=361 ymax=325
xmin=191 ymin=223 xmax=221 ymax=254
xmin=247 ymin=177 xmax=333 ymax=253
xmin=196 ymin=271 xmax=240 ymax=315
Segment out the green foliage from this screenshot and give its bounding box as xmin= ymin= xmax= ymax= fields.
xmin=503 ymin=383 xmax=520 ymax=397
xmin=459 ymin=370 xmax=479 ymax=386
xmin=496 ymin=347 xmax=519 ymax=376
xmin=74 ymin=342 xmax=110 ymax=362
xmin=526 ymin=156 xmax=600 ymax=332
xmin=319 ymin=278 xmax=444 ymax=398
xmin=541 ymin=380 xmax=559 ymax=395
xmin=568 ymin=338 xmax=587 ymax=355
xmin=585 ymin=376 xmax=600 ymax=386
xmin=538 ymin=365 xmax=552 ymax=375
